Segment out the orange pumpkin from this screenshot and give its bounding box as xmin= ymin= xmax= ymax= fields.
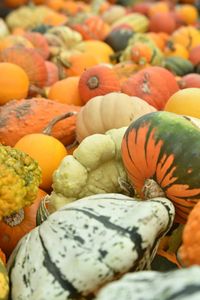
xmin=148 ymin=1 xmax=170 ymax=17
xmin=121 ymin=66 xmax=180 ymax=110
xmin=62 ymin=52 xmax=99 ymax=77
xmin=0 ymin=47 xmax=48 ymax=88
xmin=0 ymin=188 xmax=47 ymax=258
xmin=149 ymin=12 xmax=176 ymax=34
xmin=48 ymin=76 xmax=83 ymax=106
xmin=78 ymin=65 xmax=121 ymax=103
xmin=0 ymin=62 xmax=29 ymax=105
xmin=15 ymin=133 xmax=68 ymax=191
xmin=175 ymin=4 xmax=198 ymax=25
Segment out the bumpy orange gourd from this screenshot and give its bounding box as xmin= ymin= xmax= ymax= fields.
xmin=0 ymin=62 xmax=29 ymax=105
xmin=0 ymin=98 xmax=81 ymax=146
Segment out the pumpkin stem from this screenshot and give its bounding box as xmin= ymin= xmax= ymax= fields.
xmin=118 ymin=177 xmax=136 ymax=197
xmin=3 ymin=209 xmax=24 ymax=227
xmin=142 ymin=178 xmax=165 ymax=199
xmin=42 ymin=111 xmax=78 ymax=135
xmin=29 ymin=85 xmax=47 ymax=98
xmin=87 ymin=76 xmax=99 ymax=89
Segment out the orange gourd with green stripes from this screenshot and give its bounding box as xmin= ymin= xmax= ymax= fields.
xmin=121 ymin=111 xmax=200 ymax=224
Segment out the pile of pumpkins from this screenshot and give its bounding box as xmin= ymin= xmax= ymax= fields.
xmin=1 ymin=0 xmax=200 ymax=299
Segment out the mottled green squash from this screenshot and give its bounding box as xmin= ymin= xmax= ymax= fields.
xmin=163 ymin=56 xmax=194 ymax=76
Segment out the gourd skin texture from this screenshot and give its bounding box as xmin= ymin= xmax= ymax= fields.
xmin=0 ymin=258 xmax=9 ymax=300
xmin=49 ymin=127 xmax=129 ymax=210
xmin=7 ymin=194 xmax=175 ymax=300
xmin=96 ymin=266 xmax=200 ymax=300
xmin=0 ymin=144 xmax=41 ymax=218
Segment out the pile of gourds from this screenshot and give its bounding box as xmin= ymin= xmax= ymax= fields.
xmin=1 ymin=0 xmax=200 ymax=299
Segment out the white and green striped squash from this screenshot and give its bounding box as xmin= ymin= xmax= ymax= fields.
xmin=7 ymin=193 xmax=175 ymax=300
xmin=96 ymin=266 xmax=200 ymax=300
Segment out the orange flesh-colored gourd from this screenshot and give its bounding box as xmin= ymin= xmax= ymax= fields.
xmin=0 ymin=98 xmax=81 ymax=146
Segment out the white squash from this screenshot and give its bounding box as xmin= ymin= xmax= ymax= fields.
xmin=96 ymin=266 xmax=200 ymax=300
xmin=8 ymin=194 xmax=174 ymax=300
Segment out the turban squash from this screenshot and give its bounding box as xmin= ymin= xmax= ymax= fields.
xmin=121 ymin=111 xmax=200 ymax=223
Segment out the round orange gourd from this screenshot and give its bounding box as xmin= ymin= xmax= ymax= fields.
xmin=14 ymin=134 xmax=68 ymax=191
xmin=148 ymin=1 xmax=170 ymax=17
xmin=164 ymin=88 xmax=200 ymax=118
xmin=78 ymin=65 xmax=121 ymax=103
xmin=48 ymin=76 xmax=83 ymax=106
xmin=175 ymin=4 xmax=198 ymax=25
xmin=0 ymin=62 xmax=29 ymax=105
xmin=63 ymin=52 xmax=99 ymax=77
xmin=0 ymin=188 xmax=47 ymax=258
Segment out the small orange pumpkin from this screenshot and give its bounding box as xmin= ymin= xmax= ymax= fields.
xmin=15 ymin=133 xmax=68 ymax=191
xmin=78 ymin=65 xmax=121 ymax=103
xmin=48 ymin=76 xmax=83 ymax=106
xmin=0 ymin=47 xmax=48 ymax=88
xmin=0 ymin=62 xmax=29 ymax=105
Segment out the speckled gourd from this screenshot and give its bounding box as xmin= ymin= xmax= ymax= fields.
xmin=7 ymin=193 xmax=174 ymax=300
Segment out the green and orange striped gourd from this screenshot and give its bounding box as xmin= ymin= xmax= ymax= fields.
xmin=121 ymin=111 xmax=200 ymax=224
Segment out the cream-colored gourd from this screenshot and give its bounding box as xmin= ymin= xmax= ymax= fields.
xmin=76 ymin=92 xmax=156 ymax=142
